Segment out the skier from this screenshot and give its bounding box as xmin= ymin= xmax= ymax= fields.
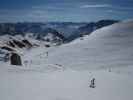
xmin=46 ymin=51 xmax=48 ymax=57
xmin=90 ymin=78 xmax=96 ymax=88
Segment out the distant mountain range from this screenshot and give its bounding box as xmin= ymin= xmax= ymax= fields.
xmin=0 ymin=19 xmax=119 ymax=62
xmin=0 ymin=20 xmax=119 ymax=42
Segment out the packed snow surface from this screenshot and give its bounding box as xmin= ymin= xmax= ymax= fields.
xmin=0 ymin=21 xmax=133 ymax=100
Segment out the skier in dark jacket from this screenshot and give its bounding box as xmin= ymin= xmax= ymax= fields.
xmin=90 ymin=78 xmax=96 ymax=88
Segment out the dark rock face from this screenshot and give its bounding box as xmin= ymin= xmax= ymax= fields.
xmin=45 ymin=44 xmax=50 ymax=48
xmin=12 ymin=40 xmax=25 ymax=48
xmin=10 ymin=53 xmax=22 ymax=66
xmin=1 ymin=46 xmax=14 ymax=51
xmin=8 ymin=41 xmax=15 ymax=47
xmin=22 ymin=39 xmax=32 ymax=48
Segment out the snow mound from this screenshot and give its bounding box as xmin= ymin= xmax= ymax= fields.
xmin=90 ymin=20 xmax=133 ymax=40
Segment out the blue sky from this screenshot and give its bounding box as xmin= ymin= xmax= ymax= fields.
xmin=0 ymin=0 xmax=133 ymax=22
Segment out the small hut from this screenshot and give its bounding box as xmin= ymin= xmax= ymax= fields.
xmin=10 ymin=53 xmax=22 ymax=66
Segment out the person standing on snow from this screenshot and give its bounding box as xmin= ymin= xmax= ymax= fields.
xmin=46 ymin=51 xmax=48 ymax=57
xmin=90 ymin=78 xmax=96 ymax=88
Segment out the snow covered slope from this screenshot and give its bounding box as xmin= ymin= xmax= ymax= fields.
xmin=1 ymin=21 xmax=133 ymax=100
xmin=24 ymin=20 xmax=133 ymax=71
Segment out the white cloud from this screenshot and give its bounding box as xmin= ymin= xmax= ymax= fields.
xmin=80 ymin=4 xmax=111 ymax=8
xmin=80 ymin=4 xmax=133 ymax=10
